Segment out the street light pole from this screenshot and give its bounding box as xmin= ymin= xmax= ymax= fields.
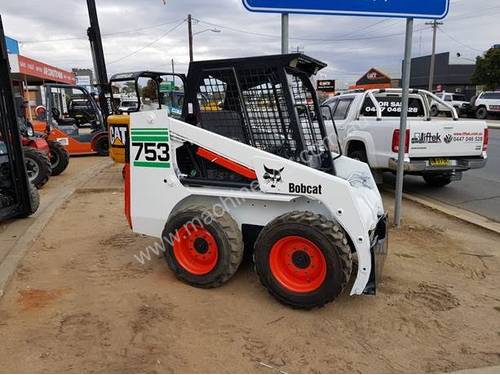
xmin=188 ymin=19 xmax=221 ymax=62
xmin=426 ymin=20 xmax=443 ymax=92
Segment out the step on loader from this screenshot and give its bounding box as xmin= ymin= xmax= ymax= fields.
xmin=122 ymin=54 xmax=388 ymax=309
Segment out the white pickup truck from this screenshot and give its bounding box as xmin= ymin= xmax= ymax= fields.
xmin=321 ymin=89 xmax=489 ymax=187
xmin=429 ymin=92 xmax=469 ymax=117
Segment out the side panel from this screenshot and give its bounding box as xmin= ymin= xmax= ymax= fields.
xmin=130 ymin=110 xmax=384 ymax=295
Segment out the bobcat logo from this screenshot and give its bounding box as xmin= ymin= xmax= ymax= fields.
xmin=444 ymin=134 xmax=453 ymax=144
xmin=263 ymin=166 xmax=284 ymax=188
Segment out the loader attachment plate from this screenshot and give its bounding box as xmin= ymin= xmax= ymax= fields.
xmin=364 ymin=214 xmax=389 ymax=295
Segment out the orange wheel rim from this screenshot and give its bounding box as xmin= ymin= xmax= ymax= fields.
xmin=173 ymin=225 xmax=219 ymax=275
xmin=269 ymin=236 xmax=327 ymax=293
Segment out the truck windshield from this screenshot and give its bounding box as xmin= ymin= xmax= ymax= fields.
xmin=361 ymin=96 xmax=425 ymax=118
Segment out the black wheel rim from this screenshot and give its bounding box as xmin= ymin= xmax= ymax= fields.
xmin=25 ymin=158 xmax=39 ymax=180
xmin=50 ymin=152 xmax=59 ymax=169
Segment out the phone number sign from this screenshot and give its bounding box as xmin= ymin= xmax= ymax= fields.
xmin=242 ymin=0 xmax=449 ymax=19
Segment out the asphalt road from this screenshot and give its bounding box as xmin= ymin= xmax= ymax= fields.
xmin=385 ymin=120 xmax=500 ymax=222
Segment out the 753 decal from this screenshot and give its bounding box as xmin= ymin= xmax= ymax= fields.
xmin=130 ymin=128 xmax=171 ymax=169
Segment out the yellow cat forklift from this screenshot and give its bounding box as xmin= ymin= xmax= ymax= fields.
xmin=0 ymin=16 xmax=39 ymax=220
xmin=107 ymin=71 xmax=185 ymax=164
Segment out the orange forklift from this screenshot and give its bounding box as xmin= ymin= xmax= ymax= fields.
xmin=32 ymin=84 xmax=109 ymax=156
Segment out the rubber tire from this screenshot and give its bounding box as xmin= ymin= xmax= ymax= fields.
xmin=23 ymin=147 xmax=52 ymax=189
xmin=254 ymin=211 xmax=353 ymax=309
xmin=162 ymin=205 xmax=244 ymax=288
xmin=423 ymin=174 xmax=452 ymax=187
xmin=430 ymin=106 xmax=440 ymax=117
xmin=48 ymin=140 xmax=70 ymax=176
xmin=27 ymin=183 xmax=40 ymax=215
xmin=476 ymin=107 xmax=488 ymax=120
xmin=94 ymin=136 xmax=109 ymax=157
xmin=348 ymin=148 xmax=368 ymax=163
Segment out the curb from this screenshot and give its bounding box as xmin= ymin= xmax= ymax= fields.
xmin=384 ymin=187 xmax=500 ymax=235
xmin=0 ymin=159 xmax=113 ymax=298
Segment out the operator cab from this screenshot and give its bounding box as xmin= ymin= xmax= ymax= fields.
xmin=109 ymin=71 xmax=186 ymax=118
xmin=37 ymin=84 xmax=104 ymax=144
xmin=178 ymin=53 xmax=337 ymax=186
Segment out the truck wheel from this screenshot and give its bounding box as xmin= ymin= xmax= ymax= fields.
xmin=423 ymin=174 xmax=452 ymax=187
xmin=254 ymin=211 xmax=353 ymax=309
xmin=23 ymin=147 xmax=52 ymax=189
xmin=162 ymin=205 xmax=244 ymax=288
xmin=348 ymin=148 xmax=368 ymax=163
xmin=430 ymin=106 xmax=440 ymax=117
xmin=476 ymin=107 xmax=488 ymax=120
xmin=48 ymin=140 xmax=70 ymax=176
xmin=94 ymin=137 xmax=109 ymax=156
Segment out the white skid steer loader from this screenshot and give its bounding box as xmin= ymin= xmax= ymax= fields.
xmin=124 ymin=54 xmax=388 ymax=309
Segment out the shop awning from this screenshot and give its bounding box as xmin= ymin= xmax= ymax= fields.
xmin=9 ymin=54 xmax=76 ymax=85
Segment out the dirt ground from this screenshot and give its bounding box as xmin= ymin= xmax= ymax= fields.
xmin=0 ymin=166 xmax=500 ymax=373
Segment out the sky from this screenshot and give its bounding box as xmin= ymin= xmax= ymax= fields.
xmin=2 ymin=0 xmax=499 ymax=88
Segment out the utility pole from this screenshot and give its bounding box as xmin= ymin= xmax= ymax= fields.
xmin=188 ymin=14 xmax=194 ymax=62
xmin=86 ymin=0 xmax=109 ymax=117
xmin=426 ymin=20 xmax=443 ymax=92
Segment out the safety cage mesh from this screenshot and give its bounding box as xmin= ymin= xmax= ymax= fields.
xmin=195 ymin=66 xmax=327 ymax=163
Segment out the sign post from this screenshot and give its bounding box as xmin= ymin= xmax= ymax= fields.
xmin=242 ymin=0 xmax=449 ymax=227
xmin=281 ymin=13 xmax=289 ymax=54
xmin=394 ymin=18 xmax=414 ymax=227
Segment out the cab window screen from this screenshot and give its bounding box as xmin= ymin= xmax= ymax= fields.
xmin=361 ymin=96 xmax=425 ymax=117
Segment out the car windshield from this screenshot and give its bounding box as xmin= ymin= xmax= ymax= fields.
xmin=453 ymin=94 xmax=466 ymax=101
xmin=121 ymin=101 xmax=137 ymax=107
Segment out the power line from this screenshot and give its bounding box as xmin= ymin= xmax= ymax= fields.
xmin=21 ymin=19 xmax=184 ymax=44
xmin=195 ymin=18 xmax=429 ymax=43
xmin=437 ymin=28 xmax=484 ymax=53
xmin=107 ymin=19 xmax=186 ymax=65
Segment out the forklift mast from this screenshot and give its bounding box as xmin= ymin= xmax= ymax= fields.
xmin=0 ymin=15 xmax=36 ymax=219
xmin=86 ymin=0 xmax=110 ymax=118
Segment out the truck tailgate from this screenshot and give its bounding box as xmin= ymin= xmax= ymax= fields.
xmin=409 ymin=120 xmax=486 ymax=158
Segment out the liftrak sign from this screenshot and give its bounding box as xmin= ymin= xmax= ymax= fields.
xmin=243 ymin=0 xmax=450 ymax=19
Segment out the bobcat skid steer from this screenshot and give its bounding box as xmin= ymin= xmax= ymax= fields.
xmin=126 ymin=54 xmax=388 ymax=309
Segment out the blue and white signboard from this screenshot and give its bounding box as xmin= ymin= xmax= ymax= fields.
xmin=243 ymin=0 xmax=450 ymax=19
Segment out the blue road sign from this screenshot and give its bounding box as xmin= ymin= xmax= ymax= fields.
xmin=5 ymin=36 xmax=19 ymax=55
xmin=243 ymin=0 xmax=450 ymax=19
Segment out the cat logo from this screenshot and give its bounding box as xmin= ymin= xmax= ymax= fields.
xmin=110 ymin=126 xmax=128 ymax=148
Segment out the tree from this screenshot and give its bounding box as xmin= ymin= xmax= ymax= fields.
xmin=471 ymin=47 xmax=500 ymax=91
xmin=141 ymin=79 xmax=158 ymax=100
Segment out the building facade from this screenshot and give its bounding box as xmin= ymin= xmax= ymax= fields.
xmin=409 ymin=52 xmax=477 ymax=100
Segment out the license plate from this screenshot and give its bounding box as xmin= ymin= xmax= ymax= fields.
xmin=429 ymin=158 xmax=449 ymax=167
